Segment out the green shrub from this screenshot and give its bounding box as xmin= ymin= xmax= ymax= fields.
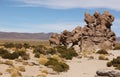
xmin=15 ymin=50 xmax=26 ymax=56
xmin=113 ymin=46 xmax=120 ymax=50
xmin=46 ymin=48 xmax=56 ymax=55
xmin=15 ymin=50 xmax=29 ymax=60
xmin=2 ymin=50 xmax=29 ymax=60
xmin=0 ymin=48 xmax=9 ymax=56
xmin=45 ymin=58 xmax=69 ymax=72
xmin=45 ymin=58 xmax=58 ymax=66
xmin=2 ymin=52 xmax=19 ymax=60
xmin=107 ymin=62 xmax=112 ymax=67
xmin=33 ymin=45 xmax=47 ymax=55
xmin=113 ymin=43 xmax=120 ymax=50
xmin=56 ymin=46 xmax=78 ymax=60
xmin=115 ymin=65 xmax=120 ymax=70
xmin=3 ymin=43 xmax=15 ymax=48
xmin=96 ymin=49 xmax=108 ymax=54
xmin=106 ymin=56 xmax=120 ymax=70
xmin=23 ymin=43 xmax=30 ymax=48
xmin=14 ymin=43 xmax=22 ymax=49
xmin=34 ymin=52 xmax=40 ymax=58
xmin=21 ymin=53 xmax=29 ymax=60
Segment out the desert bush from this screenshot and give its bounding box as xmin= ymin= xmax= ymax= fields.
xmin=41 ymin=68 xmax=48 ymax=74
xmin=0 ymin=48 xmax=9 ymax=56
xmin=46 ymin=48 xmax=56 ymax=55
xmin=37 ymin=72 xmax=47 ymax=77
xmin=0 ymin=60 xmax=3 ymax=64
xmin=115 ymin=65 xmax=120 ymax=70
xmin=45 ymin=58 xmax=58 ymax=66
xmin=14 ymin=43 xmax=22 ymax=49
xmin=56 ymin=46 xmax=78 ymax=60
xmin=106 ymin=56 xmax=120 ymax=70
xmin=4 ymin=43 xmax=14 ymax=48
xmin=53 ymin=62 xmax=69 ymax=72
xmin=22 ymin=61 xmax=28 ymax=65
xmin=22 ymin=54 xmax=30 ymax=60
xmin=18 ymin=66 xmax=25 ymax=72
xmin=107 ymin=62 xmax=112 ymax=67
xmin=33 ymin=45 xmax=47 ymax=55
xmin=2 ymin=50 xmax=29 ymax=60
xmin=51 ymin=54 xmax=63 ymax=62
xmin=45 ymin=58 xmax=69 ymax=72
xmin=4 ymin=60 xmax=13 ymax=65
xmin=15 ymin=50 xmax=29 ymax=60
xmin=34 ymin=52 xmax=40 ymax=58
xmin=96 ymin=49 xmax=108 ymax=54
xmin=0 ymin=72 xmax=2 ymax=75
xmin=39 ymin=57 xmax=49 ymax=65
xmin=11 ymin=71 xmax=21 ymax=77
xmin=113 ymin=46 xmax=120 ymax=50
xmin=6 ymin=67 xmax=18 ymax=74
xmin=2 ymin=52 xmax=19 ymax=60
xmin=23 ymin=43 xmax=30 ymax=48
xmin=98 ymin=55 xmax=108 ymax=60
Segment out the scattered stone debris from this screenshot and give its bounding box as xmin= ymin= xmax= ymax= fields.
xmin=49 ymin=11 xmax=116 ymax=52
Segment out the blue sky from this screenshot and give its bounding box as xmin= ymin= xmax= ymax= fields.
xmin=0 ymin=0 xmax=120 ymax=37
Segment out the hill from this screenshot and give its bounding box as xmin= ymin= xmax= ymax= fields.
xmin=0 ymin=32 xmax=53 ymax=40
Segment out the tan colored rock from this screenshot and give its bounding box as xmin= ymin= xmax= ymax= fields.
xmin=49 ymin=11 xmax=116 ymax=53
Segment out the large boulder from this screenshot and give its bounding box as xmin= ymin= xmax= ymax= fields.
xmin=96 ymin=70 xmax=120 ymax=77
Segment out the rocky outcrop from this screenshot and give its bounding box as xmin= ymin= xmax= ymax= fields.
xmin=95 ymin=70 xmax=120 ymax=77
xmin=49 ymin=11 xmax=116 ymax=52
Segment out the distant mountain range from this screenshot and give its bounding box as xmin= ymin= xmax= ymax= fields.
xmin=0 ymin=32 xmax=53 ymax=40
xmin=0 ymin=31 xmax=119 ymax=41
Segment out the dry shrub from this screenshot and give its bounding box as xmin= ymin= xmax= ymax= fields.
xmin=11 ymin=71 xmax=21 ymax=77
xmin=99 ymin=55 xmax=108 ymax=60
xmin=0 ymin=60 xmax=3 ymax=64
xmin=51 ymin=54 xmax=63 ymax=62
xmin=11 ymin=47 xmax=17 ymax=52
xmin=6 ymin=67 xmax=17 ymax=73
xmin=0 ymin=72 xmax=3 ymax=75
xmin=22 ymin=61 xmax=28 ymax=65
xmin=15 ymin=66 xmax=25 ymax=72
xmin=37 ymin=72 xmax=47 ymax=77
xmin=41 ymin=68 xmax=48 ymax=74
xmin=18 ymin=47 xmax=26 ymax=52
xmin=106 ymin=56 xmax=120 ymax=70
xmin=96 ymin=49 xmax=108 ymax=54
xmin=39 ymin=57 xmax=49 ymax=65
xmin=15 ymin=59 xmax=23 ymax=62
xmin=4 ymin=60 xmax=13 ymax=65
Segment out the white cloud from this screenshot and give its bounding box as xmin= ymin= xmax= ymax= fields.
xmin=13 ymin=0 xmax=120 ymax=11
xmin=0 ymin=21 xmax=86 ymax=33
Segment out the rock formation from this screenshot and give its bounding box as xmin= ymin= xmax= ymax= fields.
xmin=49 ymin=11 xmax=116 ymax=52
xmin=95 ymin=70 xmax=120 ymax=77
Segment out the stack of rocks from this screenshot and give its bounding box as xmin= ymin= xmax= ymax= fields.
xmin=49 ymin=11 xmax=116 ymax=52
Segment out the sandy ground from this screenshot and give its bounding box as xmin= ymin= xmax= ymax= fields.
xmin=48 ymin=50 xmax=120 ymax=77
xmin=0 ymin=50 xmax=119 ymax=77
xmin=48 ymin=58 xmax=114 ymax=77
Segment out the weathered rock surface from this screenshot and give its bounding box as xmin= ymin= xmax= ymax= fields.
xmin=49 ymin=11 xmax=116 ymax=52
xmin=96 ymin=70 xmax=120 ymax=77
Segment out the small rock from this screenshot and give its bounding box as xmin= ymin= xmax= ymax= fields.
xmin=96 ymin=70 xmax=120 ymax=77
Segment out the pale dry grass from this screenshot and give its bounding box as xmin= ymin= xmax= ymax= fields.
xmin=0 ymin=39 xmax=50 ymax=47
